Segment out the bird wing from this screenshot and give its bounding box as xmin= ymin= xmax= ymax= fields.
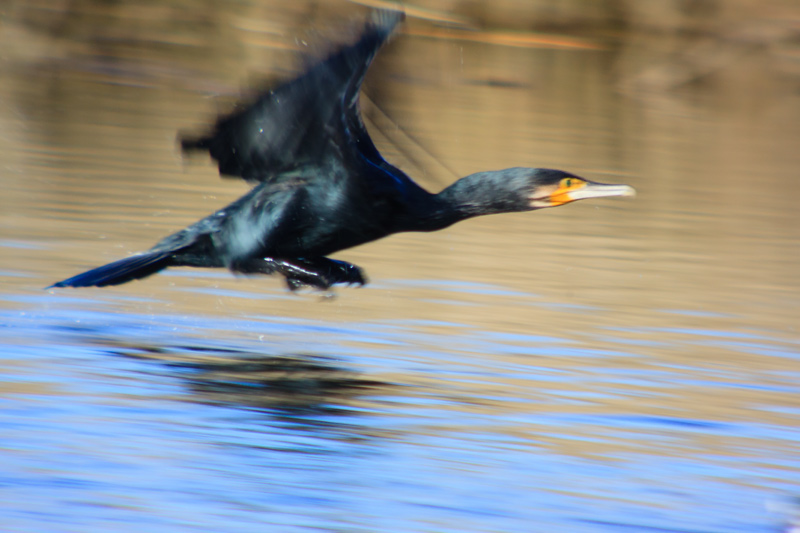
xmin=180 ymin=9 xmax=404 ymax=183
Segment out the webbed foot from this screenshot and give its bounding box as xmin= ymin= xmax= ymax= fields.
xmin=236 ymin=257 xmax=367 ymax=291
xmin=279 ymin=258 xmax=367 ymax=291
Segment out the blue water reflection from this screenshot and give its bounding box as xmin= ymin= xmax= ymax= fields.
xmin=2 ymin=299 xmax=798 ymax=532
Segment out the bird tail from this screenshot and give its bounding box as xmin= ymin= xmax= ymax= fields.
xmin=48 ymin=251 xmax=173 ymax=289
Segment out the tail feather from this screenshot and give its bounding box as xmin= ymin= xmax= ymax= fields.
xmin=48 ymin=251 xmax=172 ymax=288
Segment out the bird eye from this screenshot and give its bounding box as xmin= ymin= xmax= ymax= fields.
xmin=565 ymin=178 xmax=573 ymax=188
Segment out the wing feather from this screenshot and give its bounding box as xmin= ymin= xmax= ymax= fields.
xmin=180 ymin=9 xmax=404 ymax=183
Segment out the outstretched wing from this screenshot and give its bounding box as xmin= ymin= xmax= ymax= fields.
xmin=180 ymin=9 xmax=404 ymax=182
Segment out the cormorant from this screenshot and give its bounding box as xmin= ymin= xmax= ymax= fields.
xmin=50 ymin=10 xmax=634 ymax=293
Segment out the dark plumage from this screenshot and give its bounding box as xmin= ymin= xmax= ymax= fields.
xmin=50 ymin=9 xmax=634 ymax=292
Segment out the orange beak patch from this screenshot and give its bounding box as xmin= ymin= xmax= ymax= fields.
xmin=548 ymin=178 xmax=586 ymax=206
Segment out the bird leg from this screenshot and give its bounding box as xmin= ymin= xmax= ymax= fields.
xmin=235 ymin=257 xmax=367 ymax=291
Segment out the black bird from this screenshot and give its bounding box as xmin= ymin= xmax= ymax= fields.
xmin=50 ymin=10 xmax=634 ymax=293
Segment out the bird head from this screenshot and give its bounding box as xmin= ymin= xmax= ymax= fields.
xmin=432 ymin=167 xmax=636 ymax=230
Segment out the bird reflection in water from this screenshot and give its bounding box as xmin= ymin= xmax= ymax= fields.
xmin=51 ymin=9 xmax=634 ymax=294
xmin=111 ymin=341 xmax=389 ymax=417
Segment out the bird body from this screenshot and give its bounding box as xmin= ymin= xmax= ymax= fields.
xmin=51 ymin=9 xmax=634 ymax=292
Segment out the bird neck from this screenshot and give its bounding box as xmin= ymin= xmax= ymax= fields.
xmin=419 ymin=171 xmax=528 ymax=230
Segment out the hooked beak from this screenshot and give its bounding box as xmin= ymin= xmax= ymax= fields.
xmin=549 ymin=181 xmax=636 ymax=206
